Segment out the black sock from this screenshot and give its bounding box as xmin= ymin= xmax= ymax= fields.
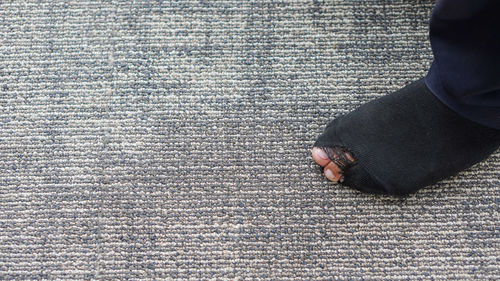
xmin=314 ymin=78 xmax=500 ymax=195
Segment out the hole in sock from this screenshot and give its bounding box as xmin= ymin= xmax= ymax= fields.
xmin=321 ymin=146 xmax=357 ymax=172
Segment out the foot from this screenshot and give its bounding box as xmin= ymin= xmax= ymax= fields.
xmin=312 ymin=78 xmax=500 ymax=195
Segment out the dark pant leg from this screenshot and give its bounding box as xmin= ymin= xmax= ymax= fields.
xmin=424 ymin=0 xmax=500 ymax=129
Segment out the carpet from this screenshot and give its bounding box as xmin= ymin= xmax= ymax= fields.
xmin=0 ymin=0 xmax=499 ymax=279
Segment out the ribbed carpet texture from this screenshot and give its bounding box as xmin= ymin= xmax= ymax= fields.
xmin=1 ymin=0 xmax=499 ymax=279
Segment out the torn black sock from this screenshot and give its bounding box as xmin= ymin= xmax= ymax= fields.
xmin=314 ymin=78 xmax=500 ymax=195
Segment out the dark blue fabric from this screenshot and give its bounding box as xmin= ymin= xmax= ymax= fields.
xmin=425 ymin=0 xmax=500 ymax=129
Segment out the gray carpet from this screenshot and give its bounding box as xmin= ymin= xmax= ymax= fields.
xmin=1 ymin=0 xmax=499 ymax=279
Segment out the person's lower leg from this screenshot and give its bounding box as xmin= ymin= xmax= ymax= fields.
xmin=313 ymin=0 xmax=500 ymax=195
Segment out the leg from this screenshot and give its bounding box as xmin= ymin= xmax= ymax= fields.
xmin=312 ymin=0 xmax=500 ymax=195
xmin=425 ymin=0 xmax=500 ymax=130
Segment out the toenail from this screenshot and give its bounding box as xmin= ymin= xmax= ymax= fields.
xmin=324 ymin=168 xmax=335 ymax=181
xmin=314 ymin=148 xmax=329 ymax=160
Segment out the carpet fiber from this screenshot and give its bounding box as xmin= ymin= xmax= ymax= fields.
xmin=1 ymin=0 xmax=499 ymax=279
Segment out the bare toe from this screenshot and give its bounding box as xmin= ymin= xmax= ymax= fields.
xmin=312 ymin=147 xmax=331 ymax=167
xmin=324 ymin=161 xmax=344 ymax=182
